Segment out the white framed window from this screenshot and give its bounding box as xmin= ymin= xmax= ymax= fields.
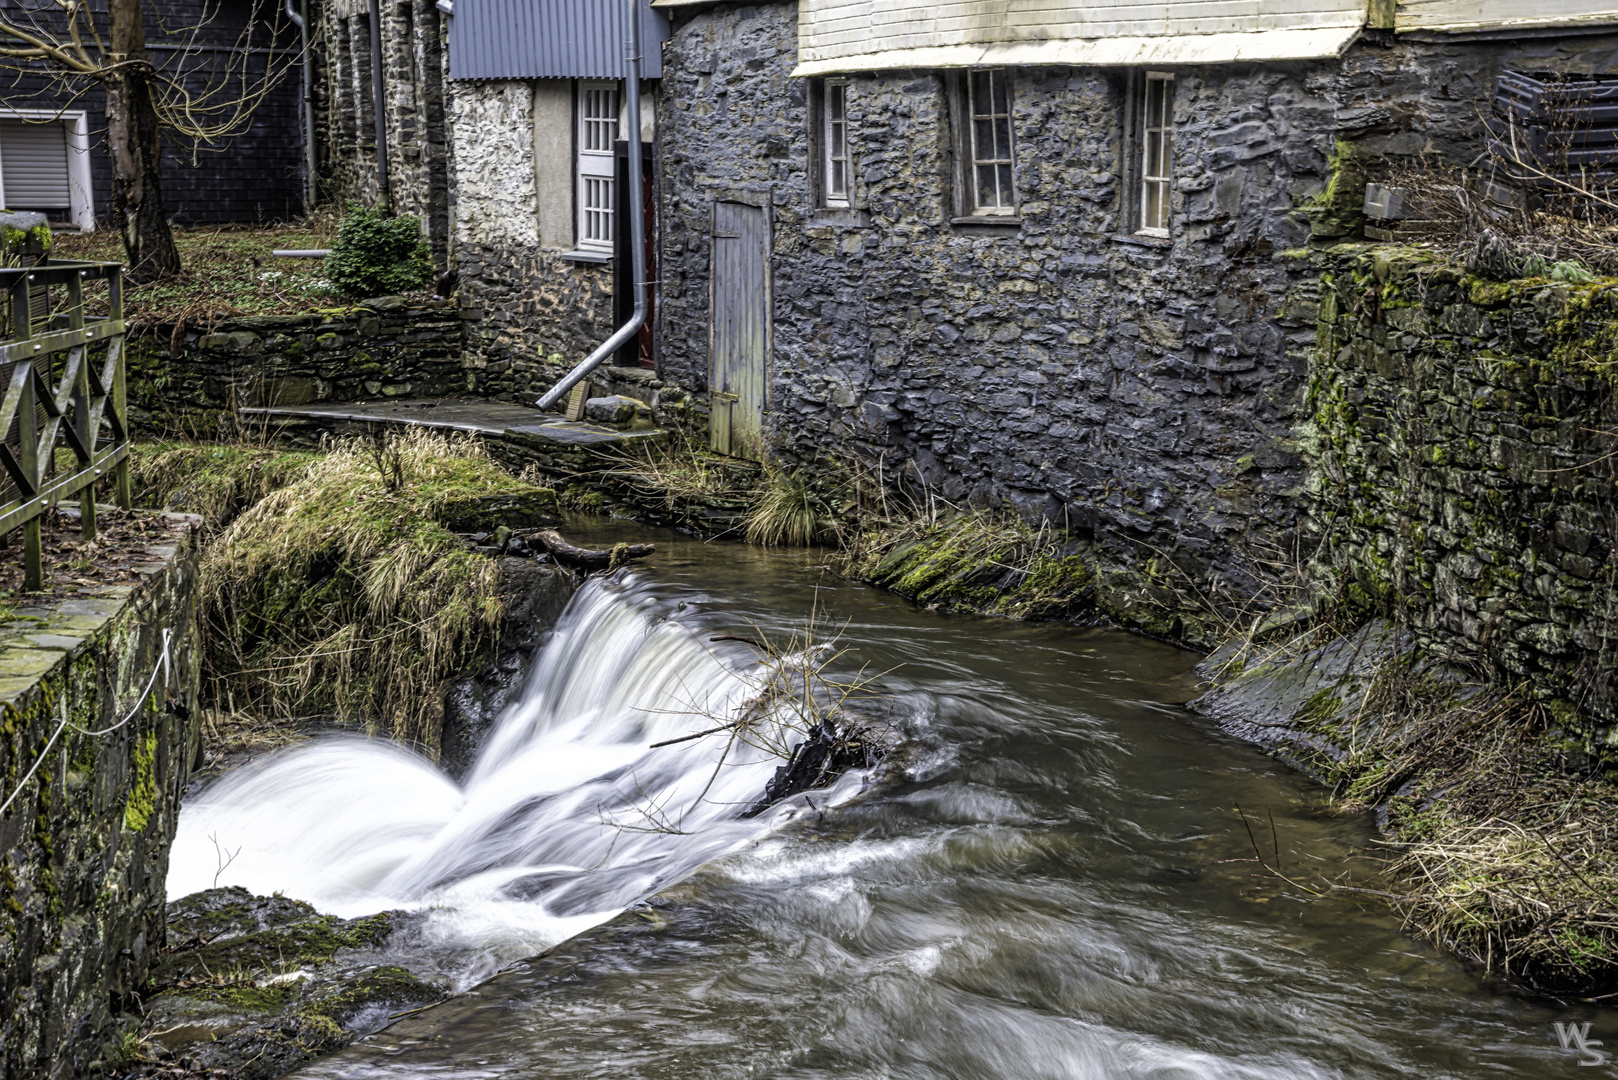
xmin=577 ymin=81 xmax=619 ymax=251
xmin=0 ymin=109 xmax=94 ymax=232
xmin=965 ymin=69 xmax=1015 ymax=214
xmin=1138 ymin=72 xmax=1174 ymax=236
xmin=820 ymin=80 xmax=850 ymax=207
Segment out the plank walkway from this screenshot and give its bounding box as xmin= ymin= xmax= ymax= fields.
xmin=238 ymin=399 xmax=665 ymax=449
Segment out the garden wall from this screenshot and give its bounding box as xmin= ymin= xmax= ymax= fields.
xmin=127 ymin=298 xmax=471 ymax=435
xmin=1308 ymin=247 xmax=1618 ymax=730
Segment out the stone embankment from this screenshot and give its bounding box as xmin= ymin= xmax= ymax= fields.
xmin=0 ymin=510 xmax=203 ymax=1077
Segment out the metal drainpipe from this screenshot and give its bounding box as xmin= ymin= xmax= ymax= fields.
xmin=368 ymin=0 xmax=391 ymax=207
xmin=284 ymin=0 xmax=316 ymax=210
xmin=536 ymin=0 xmax=647 ymax=412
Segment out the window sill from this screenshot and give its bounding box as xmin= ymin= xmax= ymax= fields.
xmin=951 ymin=216 xmax=1022 ymax=230
xmin=561 ymin=249 xmax=613 ymax=264
xmin=1111 ymin=233 xmax=1171 ymax=249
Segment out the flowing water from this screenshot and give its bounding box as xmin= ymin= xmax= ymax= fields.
xmin=172 ymin=524 xmax=1612 ymax=1078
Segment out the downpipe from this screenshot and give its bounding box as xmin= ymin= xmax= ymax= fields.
xmin=536 ymin=0 xmax=647 ymax=413
xmin=284 ymin=0 xmax=316 ymax=210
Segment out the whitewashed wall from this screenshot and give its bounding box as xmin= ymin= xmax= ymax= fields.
xmin=1397 ymin=0 xmax=1618 ymax=32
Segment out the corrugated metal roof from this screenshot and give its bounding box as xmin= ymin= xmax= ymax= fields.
xmin=447 ymin=0 xmax=669 ymax=81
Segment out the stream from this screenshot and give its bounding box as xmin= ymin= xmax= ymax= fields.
xmin=171 ymin=523 xmax=1610 ymax=1078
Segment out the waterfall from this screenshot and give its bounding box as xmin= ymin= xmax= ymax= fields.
xmin=167 ymin=574 xmax=863 ymax=981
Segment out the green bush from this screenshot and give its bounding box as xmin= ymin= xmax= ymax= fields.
xmin=324 ymin=203 xmax=432 ymax=298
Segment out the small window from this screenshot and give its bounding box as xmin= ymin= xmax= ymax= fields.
xmin=1137 ymin=72 xmax=1173 ymax=236
xmin=963 ymin=69 xmax=1016 ymax=215
xmin=820 ymin=80 xmax=850 ymax=207
xmin=577 ymin=81 xmax=619 ymax=250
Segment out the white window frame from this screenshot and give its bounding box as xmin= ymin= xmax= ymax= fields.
xmin=577 ymin=80 xmax=619 ymax=252
xmin=0 ymin=108 xmax=95 ymax=232
xmin=1137 ymin=72 xmax=1174 ymax=238
xmin=965 ymin=68 xmax=1016 ymax=216
xmin=820 ymin=79 xmax=850 ymax=208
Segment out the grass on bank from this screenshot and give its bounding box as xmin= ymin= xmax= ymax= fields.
xmin=199 ymin=429 xmax=536 ymax=750
xmin=131 ymin=439 xmax=324 ymax=530
xmin=53 ymin=222 xmax=343 ymax=327
xmin=1279 ymin=647 xmax=1618 ymax=995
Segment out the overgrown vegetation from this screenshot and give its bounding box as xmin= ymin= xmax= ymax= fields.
xmin=1223 ymin=622 xmax=1618 ymax=997
xmin=54 ymin=222 xmax=341 ymax=327
xmin=846 ymin=509 xmax=1095 ymax=621
xmin=196 ymin=429 xmax=548 ymax=751
xmin=324 ymin=204 xmax=433 ymax=299
xmin=131 ymin=440 xmax=322 ymax=530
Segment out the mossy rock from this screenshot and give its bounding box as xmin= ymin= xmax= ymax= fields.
xmin=141 ymin=888 xmax=447 ymax=1079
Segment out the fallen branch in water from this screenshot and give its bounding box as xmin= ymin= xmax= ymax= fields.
xmin=528 ymin=529 xmax=655 ymax=571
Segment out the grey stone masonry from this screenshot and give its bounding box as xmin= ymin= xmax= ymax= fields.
xmin=126 ymin=298 xmax=470 ymax=435
xmin=654 ymin=0 xmax=1618 ymax=610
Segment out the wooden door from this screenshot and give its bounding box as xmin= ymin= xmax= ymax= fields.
xmin=709 ymin=201 xmax=768 ymax=459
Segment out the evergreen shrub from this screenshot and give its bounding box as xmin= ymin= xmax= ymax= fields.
xmin=324 ymin=203 xmax=432 ymax=298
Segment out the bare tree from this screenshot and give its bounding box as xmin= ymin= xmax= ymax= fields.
xmin=0 ymin=0 xmax=298 ymax=281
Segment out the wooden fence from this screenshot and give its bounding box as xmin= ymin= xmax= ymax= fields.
xmin=0 ymin=261 xmax=132 ymax=590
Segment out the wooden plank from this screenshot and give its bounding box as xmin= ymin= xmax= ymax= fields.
xmin=0 ymin=442 xmax=129 ymax=537
xmin=1397 ymin=0 xmax=1618 ymax=30
xmin=0 ymin=320 xmax=126 ymax=366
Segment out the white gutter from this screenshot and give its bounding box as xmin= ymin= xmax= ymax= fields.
xmin=537 ymin=0 xmax=649 ymax=412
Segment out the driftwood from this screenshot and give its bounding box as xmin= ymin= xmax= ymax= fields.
xmin=529 ymin=529 xmax=655 ymax=571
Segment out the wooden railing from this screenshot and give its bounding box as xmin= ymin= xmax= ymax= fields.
xmin=0 ymin=261 xmax=132 ymax=589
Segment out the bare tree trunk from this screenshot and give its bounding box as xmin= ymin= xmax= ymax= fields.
xmin=107 ymin=0 xmax=180 ymax=282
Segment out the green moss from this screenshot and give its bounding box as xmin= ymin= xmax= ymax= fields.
xmin=123 ymin=731 xmax=158 ymax=832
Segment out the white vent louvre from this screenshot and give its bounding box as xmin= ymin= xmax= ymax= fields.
xmin=0 ymin=120 xmax=71 ymax=210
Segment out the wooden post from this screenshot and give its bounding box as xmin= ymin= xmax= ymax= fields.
xmin=110 ymin=268 xmax=131 ymax=510
xmin=67 ymin=272 xmax=96 ymax=541
xmin=13 ymin=276 xmax=42 ymax=590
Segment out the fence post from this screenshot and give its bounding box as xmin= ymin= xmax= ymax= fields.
xmin=110 ymin=267 xmax=131 ymax=510
xmin=66 ymin=271 xmax=96 ymax=541
xmin=12 ymin=274 xmax=42 ymax=589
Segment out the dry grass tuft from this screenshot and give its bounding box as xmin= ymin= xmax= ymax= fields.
xmin=745 ymin=470 xmax=820 ymax=547
xmin=198 ymin=428 xmax=535 ymax=751
xmin=130 ymin=439 xmax=322 ymax=530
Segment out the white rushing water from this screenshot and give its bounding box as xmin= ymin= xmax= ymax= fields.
xmin=168 ymin=574 xmax=864 ymax=984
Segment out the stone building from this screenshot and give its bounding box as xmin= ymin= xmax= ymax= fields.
xmin=648 ymin=0 xmax=1618 ymax=608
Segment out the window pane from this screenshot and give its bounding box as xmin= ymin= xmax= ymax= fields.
xmin=1144 ymin=132 xmax=1161 ymax=178
xmin=991 ymin=70 xmax=1009 ymax=114
xmin=971 ymin=71 xmax=992 ymax=115
xmin=994 ymin=116 xmax=1011 ymax=160
xmin=998 ymin=164 xmax=1013 ymax=206
xmin=977 ymin=163 xmax=998 ymax=207
xmin=831 ymin=121 xmax=845 ymax=160
xmin=830 ymin=159 xmax=846 ymax=198
xmin=828 ymin=83 xmax=845 ymax=122
xmin=974 ymin=117 xmax=996 ymax=160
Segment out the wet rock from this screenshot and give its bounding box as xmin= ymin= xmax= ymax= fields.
xmin=114 ymin=888 xmax=447 ymax=1080
xmin=440 ymin=558 xmax=581 ymax=778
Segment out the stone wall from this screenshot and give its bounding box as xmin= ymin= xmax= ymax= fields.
xmin=447 ymin=79 xmax=618 ymax=401
xmin=126 ymin=298 xmax=469 ymax=434
xmin=0 ymin=514 xmax=204 ymax=1078
xmin=1308 ymin=247 xmax=1618 ymax=730
xmin=653 ymin=1 xmax=1618 ymax=625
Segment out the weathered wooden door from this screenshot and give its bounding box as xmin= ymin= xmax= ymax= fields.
xmin=709 ymin=201 xmax=768 ymax=458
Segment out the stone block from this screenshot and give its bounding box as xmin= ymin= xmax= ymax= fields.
xmin=584 ymin=395 xmax=644 ymax=427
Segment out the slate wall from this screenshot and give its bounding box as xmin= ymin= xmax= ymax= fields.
xmin=1310 ymin=247 xmax=1618 ymax=728
xmin=0 ymin=516 xmax=203 ymax=1078
xmin=653 ymin=1 xmax=1618 ymax=621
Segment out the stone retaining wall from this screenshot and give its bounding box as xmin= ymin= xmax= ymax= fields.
xmin=0 ymin=513 xmax=204 ymax=1078
xmin=127 ymin=298 xmax=470 ymax=435
xmin=1308 ymin=247 xmax=1618 ymax=730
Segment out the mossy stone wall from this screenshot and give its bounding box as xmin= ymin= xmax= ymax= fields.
xmin=126 ymin=297 xmax=470 ymax=435
xmin=0 ymin=518 xmax=203 ymax=1078
xmin=1308 ymin=246 xmax=1618 ymax=731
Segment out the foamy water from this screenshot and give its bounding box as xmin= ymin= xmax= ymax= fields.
xmin=168 ymin=574 xmax=865 ymax=983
